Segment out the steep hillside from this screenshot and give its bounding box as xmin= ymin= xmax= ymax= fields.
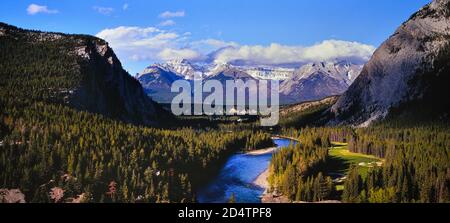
xmin=0 ymin=22 xmax=169 ymax=127
xmin=330 ymin=0 xmax=450 ymax=126
xmin=279 ymin=96 xmax=339 ymax=128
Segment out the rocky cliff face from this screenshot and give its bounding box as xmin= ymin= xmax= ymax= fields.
xmin=0 ymin=22 xmax=169 ymax=127
xmin=72 ymin=39 xmax=169 ymax=126
xmin=330 ymin=0 xmax=450 ymax=126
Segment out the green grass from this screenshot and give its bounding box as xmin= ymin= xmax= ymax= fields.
xmin=335 ymin=185 xmax=344 ymax=192
xmin=324 ymin=142 xmax=383 ymax=194
xmin=329 ymin=142 xmax=383 ymax=177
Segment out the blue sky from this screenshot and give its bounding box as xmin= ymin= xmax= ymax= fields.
xmin=0 ymin=0 xmax=431 ymax=74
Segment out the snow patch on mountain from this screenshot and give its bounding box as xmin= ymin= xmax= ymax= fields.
xmin=142 ymin=59 xmax=204 ymax=80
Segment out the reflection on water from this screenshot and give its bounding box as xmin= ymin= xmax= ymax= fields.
xmin=196 ymin=138 xmax=294 ymax=203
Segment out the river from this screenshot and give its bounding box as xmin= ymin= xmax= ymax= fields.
xmin=197 ymin=138 xmax=295 ymax=203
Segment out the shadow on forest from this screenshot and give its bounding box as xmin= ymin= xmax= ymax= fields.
xmin=323 ymin=155 xmax=350 ymax=177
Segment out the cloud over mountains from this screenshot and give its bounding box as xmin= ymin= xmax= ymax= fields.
xmin=214 ymin=40 xmax=375 ymax=65
xmin=96 ymin=26 xmax=375 ymax=66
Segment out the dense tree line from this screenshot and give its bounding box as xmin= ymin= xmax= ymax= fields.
xmin=279 ymin=105 xmax=329 ymax=128
xmin=281 ymin=127 xmax=353 ymax=144
xmin=244 ymin=131 xmax=274 ymax=151
xmin=268 ymin=135 xmax=334 ymax=202
xmin=342 ymin=123 xmax=449 ymax=203
xmin=0 ymin=101 xmax=273 ymax=202
xmin=276 ymin=124 xmax=449 ymax=203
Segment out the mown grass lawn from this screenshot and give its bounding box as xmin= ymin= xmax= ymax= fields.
xmin=329 ymin=142 xmax=383 ymax=177
xmin=325 ymin=142 xmax=383 ymax=194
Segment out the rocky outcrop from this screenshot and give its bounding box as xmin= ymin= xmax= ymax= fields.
xmin=330 ymin=0 xmax=450 ymax=126
xmin=0 ymin=189 xmax=26 ymax=203
xmin=71 ymin=39 xmax=169 ymax=126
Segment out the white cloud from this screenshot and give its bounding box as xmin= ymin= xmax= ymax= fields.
xmin=96 ymin=26 xmax=188 ymax=62
xmin=93 ymin=6 xmax=114 ymax=15
xmin=27 ymin=4 xmax=59 ymax=15
xmin=189 ymin=39 xmax=239 ymax=56
xmin=213 ymin=40 xmax=375 ymax=65
xmin=159 ymin=20 xmax=176 ymax=27
xmin=159 ymin=10 xmax=185 ymax=19
xmin=96 ymin=26 xmax=159 ymax=42
xmin=96 ymin=26 xmax=375 ymax=68
xmin=123 ymin=4 xmax=129 ymax=11
xmin=192 ymin=39 xmax=239 ymax=49
xmin=96 ymin=26 xmax=169 ymax=48
xmin=158 ymin=48 xmax=201 ymax=61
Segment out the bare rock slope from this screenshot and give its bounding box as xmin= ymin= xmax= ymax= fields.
xmin=330 ymin=0 xmax=450 ymax=126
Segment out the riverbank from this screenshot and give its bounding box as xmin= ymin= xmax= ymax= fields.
xmin=244 ymin=143 xmax=290 ymax=203
xmin=253 ymin=168 xmax=292 ymax=203
xmin=272 ymin=135 xmax=299 ymax=142
xmin=245 ymin=146 xmax=277 ymax=201
xmin=253 ymin=168 xmax=269 ymax=189
xmin=197 ymin=138 xmax=294 ymax=203
xmin=248 ymin=137 xmax=296 ymax=203
xmin=246 ymin=147 xmax=277 ymax=155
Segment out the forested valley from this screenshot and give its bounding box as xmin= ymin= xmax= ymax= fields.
xmin=0 ymin=22 xmax=448 ymax=204
xmin=0 ymin=23 xmax=274 ymax=203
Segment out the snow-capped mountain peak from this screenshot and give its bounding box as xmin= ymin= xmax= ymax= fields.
xmin=278 ymin=61 xmax=364 ymax=104
xmin=294 ymin=61 xmax=363 ymax=85
xmin=205 ymin=62 xmax=236 ymax=76
xmin=146 ymin=59 xmax=203 ymax=80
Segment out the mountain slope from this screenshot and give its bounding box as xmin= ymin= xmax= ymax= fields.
xmin=136 ymin=66 xmax=184 ymax=103
xmin=330 ymin=0 xmax=450 ymax=126
xmin=151 ymin=59 xmax=204 ymax=80
xmin=204 ymin=63 xmax=257 ymax=82
xmin=279 ymin=96 xmax=339 ymax=128
xmin=280 ymin=62 xmax=363 ymax=104
xmin=0 ymin=22 xmax=169 ymax=126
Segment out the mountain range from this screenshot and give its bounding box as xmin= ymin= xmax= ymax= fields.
xmin=137 ymin=59 xmax=363 ymax=104
xmin=279 ymin=61 xmax=363 ymax=104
